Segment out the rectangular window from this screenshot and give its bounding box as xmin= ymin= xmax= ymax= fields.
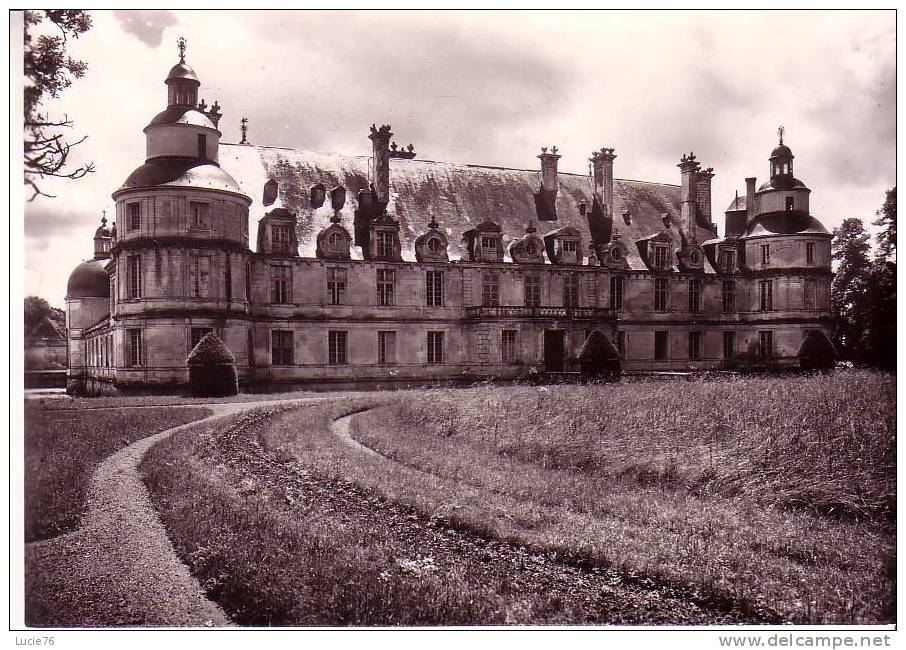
xmin=327 ymin=267 xmax=346 ymax=305
xmin=688 ymin=279 xmax=701 ymax=313
xmin=562 ymin=240 xmax=577 ymax=253
xmin=271 ymin=265 xmax=291 ymax=304
xmin=501 ymin=329 xmax=517 ymax=363
xmin=189 ymin=327 xmax=214 ymax=353
xmin=190 ymin=201 xmax=210 ymax=230
xmin=654 ymin=246 xmax=667 ymax=270
xmin=759 ymin=331 xmax=773 ymax=359
xmin=721 ymin=249 xmax=736 ymax=273
xmin=688 ymin=331 xmax=702 ymax=360
xmin=376 ymin=268 xmax=395 ymax=306
xmin=127 ymin=255 xmax=142 ymax=298
xmin=806 ymin=242 xmax=815 ymax=264
xmin=761 ymin=244 xmax=771 ymax=266
xmin=197 ymin=134 xmax=207 ymax=160
xmin=654 ymin=277 xmax=668 ymax=311
xmin=723 ymin=331 xmax=735 ymax=360
xmin=271 ymin=330 xmax=294 ymax=365
xmin=328 ymin=330 xmax=347 ymax=365
xmin=610 ymin=276 xmax=624 ymax=310
xmin=785 ymin=196 xmax=795 ymax=211
xmin=272 ymin=225 xmax=291 ymax=252
xmin=426 ymin=271 xmax=444 ymax=307
xmin=654 ymin=331 xmax=669 ymax=361
xmin=481 ymin=236 xmax=496 ymax=250
xmin=427 ymin=331 xmax=445 ymax=364
xmin=563 ymin=274 xmax=580 ymax=308
xmin=377 ymin=331 xmax=396 ymax=365
xmin=482 ymin=271 xmax=500 ymax=307
xmin=524 ymin=273 xmax=541 ymax=307
xmin=759 ymin=280 xmax=773 ymax=311
xmin=245 ymin=262 xmax=251 ymax=302
xmin=128 ymin=203 xmax=141 ymax=231
xmin=193 ymin=255 xmax=211 ymax=298
xmin=722 ymin=280 xmax=736 ymax=313
xmin=377 ymin=231 xmax=394 ymax=257
xmin=804 ymin=279 xmax=817 ymax=310
xmin=127 ymin=329 xmax=142 ymax=367
xmin=225 ymin=263 xmax=232 ymax=302
xmin=616 ymin=331 xmax=625 ymax=359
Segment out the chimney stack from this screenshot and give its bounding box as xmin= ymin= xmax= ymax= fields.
xmin=590 ymin=148 xmax=617 ymax=217
xmin=677 ymin=151 xmax=701 ymax=244
xmin=745 ymin=177 xmax=757 ymax=224
xmin=538 ymin=146 xmax=561 ymax=193
xmin=694 ymin=167 xmax=715 ymax=229
xmin=369 ymin=124 xmax=393 ymax=205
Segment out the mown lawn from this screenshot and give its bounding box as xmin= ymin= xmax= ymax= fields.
xmin=24 ymin=401 xmax=211 ymax=542
xmin=140 ymin=369 xmax=895 ymax=625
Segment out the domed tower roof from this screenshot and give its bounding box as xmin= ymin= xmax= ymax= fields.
xmin=94 ymin=214 xmax=112 ymax=239
xmin=66 ymin=258 xmax=109 ymax=299
xmin=166 ymin=61 xmax=199 ymax=84
xmin=769 ymin=143 xmax=793 ymax=160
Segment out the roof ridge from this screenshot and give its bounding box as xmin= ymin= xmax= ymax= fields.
xmin=223 ymin=142 xmax=680 ymax=188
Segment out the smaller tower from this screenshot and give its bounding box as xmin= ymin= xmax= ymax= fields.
xmin=166 ymin=37 xmax=200 ymax=108
xmin=93 ymin=212 xmax=113 ymax=259
xmin=768 ymin=125 xmax=795 ymax=188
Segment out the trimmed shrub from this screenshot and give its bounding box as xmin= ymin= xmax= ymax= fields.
xmin=578 ymin=330 xmax=621 ymax=380
xmin=798 ymin=329 xmax=837 ymax=371
xmin=187 ymin=333 xmax=238 ymax=397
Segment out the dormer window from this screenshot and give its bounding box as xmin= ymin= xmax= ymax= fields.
xmin=611 ymin=247 xmax=623 ymax=262
xmin=328 ymin=231 xmax=343 ymax=246
xmin=481 ymin=236 xmax=496 ymax=250
xmin=377 ymin=231 xmax=395 ymax=257
xmin=562 ymin=240 xmax=577 ymax=253
xmin=720 ymin=249 xmax=736 ymax=273
xmin=427 ymin=237 xmax=443 ymax=253
xmin=689 ymin=249 xmax=701 ymax=266
xmin=272 ymin=224 xmax=291 ymax=252
xmin=525 ymin=240 xmax=538 ymax=256
xmin=653 ymin=245 xmax=668 ymax=270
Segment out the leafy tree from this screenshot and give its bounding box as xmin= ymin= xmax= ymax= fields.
xmin=24 ymin=295 xmax=65 ymax=331
xmin=873 ymin=187 xmax=896 ymax=261
xmin=830 ymin=218 xmax=871 ymax=359
xmin=23 ymin=10 xmax=94 ymax=201
xmin=862 ymin=260 xmax=896 ymax=370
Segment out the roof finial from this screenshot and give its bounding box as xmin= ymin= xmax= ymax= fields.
xmin=177 ymin=36 xmax=187 ymax=63
xmin=240 ymin=117 xmax=249 ymax=145
xmin=778 ymin=124 xmax=785 ymax=145
xmin=101 ymin=210 xmax=107 ymax=227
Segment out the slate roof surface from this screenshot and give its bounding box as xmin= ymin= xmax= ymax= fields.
xmin=219 ymin=143 xmax=719 ymax=272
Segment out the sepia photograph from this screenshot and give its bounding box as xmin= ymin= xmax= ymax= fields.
xmin=12 ymin=7 xmax=896 ymax=646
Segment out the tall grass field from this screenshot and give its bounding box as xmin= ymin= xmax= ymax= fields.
xmin=142 ymin=370 xmax=894 ymax=625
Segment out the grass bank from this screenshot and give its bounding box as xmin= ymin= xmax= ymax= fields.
xmin=24 ymin=402 xmax=211 ymax=542
xmin=142 ymin=399 xmax=756 ymax=625
xmin=349 ymin=370 xmax=894 ymax=624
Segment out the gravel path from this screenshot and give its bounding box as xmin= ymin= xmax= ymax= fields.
xmin=24 ymin=399 xmax=323 ymax=627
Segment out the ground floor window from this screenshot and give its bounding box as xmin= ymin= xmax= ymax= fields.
xmin=427 ymin=331 xmax=445 ymax=364
xmin=126 ymin=328 xmax=143 ymax=367
xmin=501 ymin=329 xmax=517 ymax=363
xmin=616 ymin=331 xmax=625 ymax=359
xmin=377 ymin=331 xmax=396 ymax=365
xmin=328 ymin=330 xmax=347 ymax=365
xmin=759 ymin=330 xmax=773 ymax=359
xmin=723 ymin=331 xmax=735 ymax=360
xmin=272 ymin=330 xmax=294 ymax=365
xmin=654 ymin=331 xmax=668 ymax=361
xmin=688 ymin=331 xmax=702 ymax=360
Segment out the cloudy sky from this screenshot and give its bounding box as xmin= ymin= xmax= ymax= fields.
xmin=16 ymin=9 xmax=895 ymax=307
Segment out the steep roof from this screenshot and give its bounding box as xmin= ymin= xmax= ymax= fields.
xmin=219 ymin=143 xmax=717 ymax=270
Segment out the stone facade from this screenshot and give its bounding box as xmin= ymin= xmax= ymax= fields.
xmin=65 ymin=50 xmax=835 ymax=394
